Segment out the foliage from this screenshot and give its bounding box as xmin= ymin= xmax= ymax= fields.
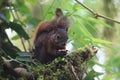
xmin=0 ymin=0 xmax=119 ymax=80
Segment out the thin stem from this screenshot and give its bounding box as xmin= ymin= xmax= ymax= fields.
xmin=9 ymin=1 xmax=27 ymax=52
xmin=20 ymin=37 xmax=27 ymax=52
xmin=97 ymin=14 xmax=120 ymax=24
xmin=27 ymin=39 xmax=31 ymax=52
xmin=14 ymin=11 xmax=28 ymax=52
xmin=15 ymin=11 xmax=26 ymax=26
xmin=69 ymin=62 xmax=80 ymax=80
xmin=75 ymin=0 xmax=95 ymax=15
xmin=9 ymin=8 xmax=27 ymax=51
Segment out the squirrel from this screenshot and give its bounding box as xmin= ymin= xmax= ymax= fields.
xmin=33 ymin=8 xmax=69 ymax=64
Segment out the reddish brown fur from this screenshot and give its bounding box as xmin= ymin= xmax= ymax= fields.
xmin=33 ymin=8 xmax=69 ymax=64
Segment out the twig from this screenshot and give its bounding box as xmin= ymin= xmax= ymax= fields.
xmin=20 ymin=37 xmax=27 ymax=52
xmin=9 ymin=1 xmax=27 ymax=52
xmin=15 ymin=11 xmax=26 ymax=27
xmin=75 ymin=0 xmax=120 ymax=24
xmin=69 ymin=62 xmax=80 ymax=80
xmin=15 ymin=11 xmax=28 ymax=52
xmin=9 ymin=8 xmax=27 ymax=52
xmin=27 ymin=39 xmax=32 ymax=52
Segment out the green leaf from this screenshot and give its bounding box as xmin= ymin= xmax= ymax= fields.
xmin=17 ymin=52 xmax=32 ymax=57
xmin=0 ymin=11 xmax=7 ymax=21
xmin=1 ymin=42 xmax=20 ymax=58
xmin=78 ymin=22 xmax=93 ymax=38
xmin=11 ymin=35 xmax=19 ymax=40
xmin=0 ymin=22 xmax=29 ymax=40
xmin=14 ymin=1 xmax=30 ymax=14
xmin=1 ymin=8 xmax=11 ymax=21
xmin=25 ymin=17 xmax=41 ymax=27
xmin=92 ymin=38 xmax=112 ymax=44
xmin=0 ymin=30 xmax=20 ymax=58
xmin=16 ymin=56 xmax=32 ymax=62
xmin=72 ymin=3 xmax=81 ymax=11
xmin=0 ymin=0 xmax=3 ymax=4
xmin=73 ymin=14 xmax=98 ymax=36
xmin=89 ymin=18 xmax=112 ymax=28
xmin=28 ymin=0 xmax=38 ymax=4
xmin=84 ymin=69 xmax=103 ymax=80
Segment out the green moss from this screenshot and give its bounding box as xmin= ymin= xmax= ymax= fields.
xmin=29 ymin=47 xmax=96 ymax=80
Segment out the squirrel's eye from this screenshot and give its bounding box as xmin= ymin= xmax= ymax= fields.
xmin=56 ymin=35 xmax=60 ymax=39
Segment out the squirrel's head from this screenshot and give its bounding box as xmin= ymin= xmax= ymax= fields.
xmin=50 ymin=28 xmax=68 ymax=49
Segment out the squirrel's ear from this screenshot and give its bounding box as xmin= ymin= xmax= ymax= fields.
xmin=55 ymin=8 xmax=63 ymax=17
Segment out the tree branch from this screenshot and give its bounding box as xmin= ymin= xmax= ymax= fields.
xmin=75 ymin=0 xmax=120 ymax=24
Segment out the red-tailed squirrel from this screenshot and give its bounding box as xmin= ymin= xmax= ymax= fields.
xmin=33 ymin=8 xmax=69 ymax=64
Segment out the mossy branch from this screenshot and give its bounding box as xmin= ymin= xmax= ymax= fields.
xmin=29 ymin=47 xmax=97 ymax=80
